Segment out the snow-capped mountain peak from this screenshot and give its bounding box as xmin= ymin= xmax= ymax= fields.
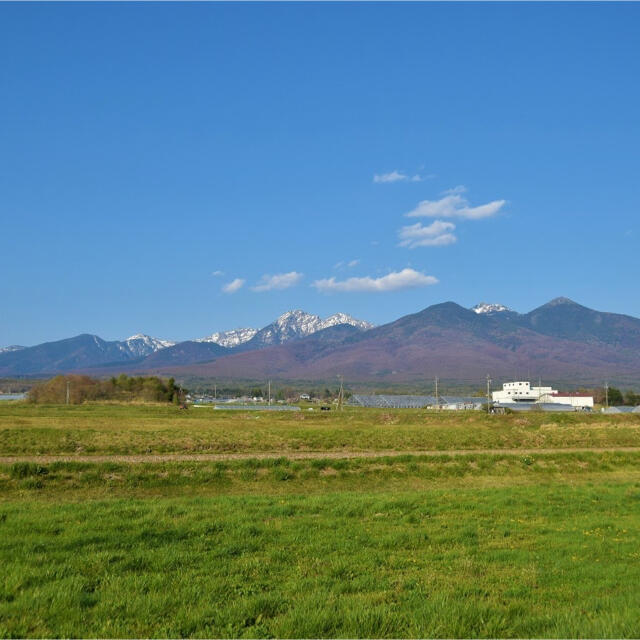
xmin=319 ymin=313 xmax=374 ymax=331
xmin=256 ymin=310 xmax=373 ymax=346
xmin=119 ymin=334 xmax=175 ymax=358
xmin=199 ymin=310 xmax=374 ymax=349
xmin=275 ymin=310 xmax=321 ymax=331
xmin=125 ymin=333 xmax=174 ymax=347
xmin=197 ymin=328 xmax=258 ymax=348
xmin=471 ymin=302 xmax=512 ymax=315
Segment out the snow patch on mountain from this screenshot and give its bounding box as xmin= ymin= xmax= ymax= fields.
xmin=198 ymin=328 xmax=258 ymax=348
xmin=255 ymin=310 xmax=373 ymax=346
xmin=318 ymin=313 xmax=374 ymax=332
xmin=472 ymin=302 xmax=512 ymax=315
xmin=0 ymin=345 xmax=26 ymax=354
xmin=118 ymin=334 xmax=176 ymax=358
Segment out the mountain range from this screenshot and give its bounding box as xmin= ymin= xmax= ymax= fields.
xmin=0 ymin=311 xmax=372 ymax=376
xmin=2 ymin=299 xmax=640 ymax=385
xmin=197 ymin=311 xmax=373 ymax=350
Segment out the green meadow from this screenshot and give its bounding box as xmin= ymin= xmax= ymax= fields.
xmin=2 ymin=403 xmax=640 ymax=455
xmin=1 ymin=403 xmax=640 ymax=637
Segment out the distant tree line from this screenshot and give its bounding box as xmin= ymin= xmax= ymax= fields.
xmin=28 ymin=374 xmax=186 ymax=405
xmin=243 ymin=386 xmax=352 ymax=402
xmin=593 ymin=387 xmax=640 ymax=406
xmin=578 ymin=387 xmax=640 ymax=406
xmin=186 ymin=383 xmax=352 ymax=402
xmin=0 ymin=378 xmax=40 ymax=394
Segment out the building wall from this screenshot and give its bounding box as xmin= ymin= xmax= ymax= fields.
xmin=493 ymin=381 xmax=592 ymax=408
xmin=492 ymin=381 xmax=557 ymax=403
xmin=539 ymin=393 xmax=594 ymax=408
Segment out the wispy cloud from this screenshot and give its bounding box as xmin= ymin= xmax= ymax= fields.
xmin=398 ymin=221 xmax=457 ymax=248
xmin=373 ymin=170 xmax=424 ymax=184
xmin=374 ymin=170 xmax=409 ymax=183
xmin=442 ymin=185 xmax=467 ymax=195
xmin=251 ymin=271 xmax=303 ymax=292
xmin=222 ymin=278 xmax=245 ymax=294
xmin=211 ymin=270 xmax=224 ymax=277
xmin=313 ymin=268 xmax=438 ymax=293
xmin=334 ymin=259 xmax=361 ymax=270
xmin=406 ymin=189 xmax=506 ymax=220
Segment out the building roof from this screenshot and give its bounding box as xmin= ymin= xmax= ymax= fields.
xmin=550 ymin=392 xmax=592 ymax=397
xmin=494 ymin=402 xmax=575 ymax=412
xmin=349 ymin=394 xmax=437 ymax=408
xmin=348 ymin=394 xmax=484 ymax=409
xmin=601 ymin=406 xmax=636 ymax=414
xmin=440 ymin=396 xmax=484 ymax=405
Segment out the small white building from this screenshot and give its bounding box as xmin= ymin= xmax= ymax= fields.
xmin=493 ymin=381 xmax=593 ymax=410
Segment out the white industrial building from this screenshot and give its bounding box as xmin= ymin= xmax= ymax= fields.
xmin=492 ymin=381 xmax=593 ymax=410
xmin=538 ymin=392 xmax=594 ymax=409
xmin=492 ymin=381 xmax=556 ymax=403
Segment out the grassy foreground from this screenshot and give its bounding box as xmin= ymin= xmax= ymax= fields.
xmin=2 ymin=403 xmax=640 ymax=637
xmin=2 ymin=483 xmax=640 ymax=637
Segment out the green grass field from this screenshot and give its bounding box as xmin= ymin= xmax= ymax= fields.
xmin=1 ymin=403 xmax=640 ymax=637
xmin=2 ymin=403 xmax=640 ymax=456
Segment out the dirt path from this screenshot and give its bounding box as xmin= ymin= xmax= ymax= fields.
xmin=2 ymin=446 xmax=640 ymax=464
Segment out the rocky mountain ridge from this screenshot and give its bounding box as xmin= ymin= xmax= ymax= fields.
xmin=0 ymin=310 xmax=373 ymax=375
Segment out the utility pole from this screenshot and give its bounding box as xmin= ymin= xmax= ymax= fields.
xmin=435 ymin=376 xmax=439 ymax=411
xmin=337 ymin=375 xmax=344 ymax=411
xmin=268 ymin=380 xmax=271 ymax=406
xmin=214 ymin=383 xmax=217 ymax=401
xmin=66 ymin=380 xmax=70 ymax=405
xmin=605 ymin=381 xmax=609 ymax=409
xmin=486 ymin=375 xmax=492 ymax=415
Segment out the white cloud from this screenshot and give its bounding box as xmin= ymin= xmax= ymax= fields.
xmin=406 ymin=191 xmax=506 ymax=220
xmin=398 ymin=221 xmax=457 ymax=248
xmin=222 ymin=278 xmax=245 ymax=294
xmin=347 ymin=259 xmax=360 ymax=268
xmin=374 ymin=170 xmax=409 ymax=183
xmin=313 ymin=268 xmax=438 ymax=293
xmin=251 ymin=271 xmax=303 ymax=292
xmin=373 ymin=170 xmax=430 ymax=184
xmin=211 ymin=270 xmax=224 ymax=277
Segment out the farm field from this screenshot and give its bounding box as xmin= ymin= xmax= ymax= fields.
xmin=1 ymin=403 xmax=640 ymax=637
xmin=2 ymin=403 xmax=640 ymax=457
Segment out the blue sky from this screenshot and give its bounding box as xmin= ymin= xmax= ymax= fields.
xmin=1 ymin=2 xmax=639 ymax=346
